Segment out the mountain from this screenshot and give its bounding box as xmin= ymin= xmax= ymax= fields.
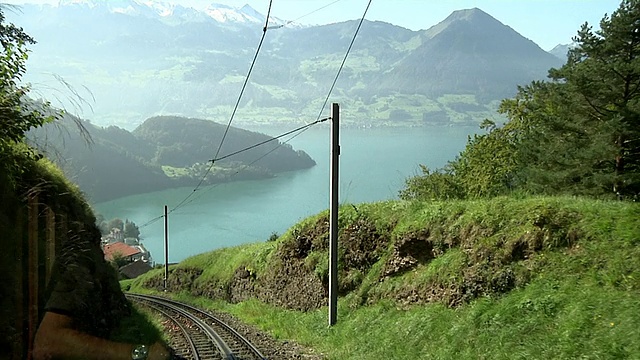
xmin=549 ymin=43 xmax=572 ymax=61
xmin=133 ymin=116 xmax=315 ymax=173
xmin=28 ymin=115 xmax=316 ymax=202
xmin=378 ymin=8 xmax=562 ymax=103
xmin=50 ymin=0 xmax=291 ymax=27
xmin=8 ymin=4 xmax=563 ymax=128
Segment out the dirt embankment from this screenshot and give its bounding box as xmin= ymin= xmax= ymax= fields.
xmin=144 ymin=214 xmax=391 ymax=310
xmin=144 ymin=207 xmax=580 ymax=311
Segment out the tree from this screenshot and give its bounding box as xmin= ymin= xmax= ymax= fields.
xmin=547 ymin=0 xmax=640 ymax=197
xmin=400 ymin=118 xmax=522 ymax=201
xmin=110 ymin=252 xmax=129 ymax=269
xmin=450 ymin=119 xmax=521 ymax=198
xmin=107 ymin=218 xmax=124 ymax=232
xmin=1 ymin=8 xmax=55 ymax=143
xmin=399 ymin=164 xmax=463 ymax=201
xmin=401 ymin=0 xmax=640 ymax=201
xmin=123 ymin=219 xmax=140 ymax=239
xmin=497 ymin=80 xmax=615 ymax=197
xmin=1 ymin=7 xmax=66 ymax=192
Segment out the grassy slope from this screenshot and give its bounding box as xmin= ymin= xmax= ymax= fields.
xmin=1 ymin=139 xmax=165 ymax=351
xmin=128 ymin=196 xmax=640 ymax=359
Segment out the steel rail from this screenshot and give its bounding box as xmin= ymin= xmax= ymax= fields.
xmin=128 ymin=293 xmax=266 ymax=360
xmin=128 ymin=295 xmax=200 ymax=359
xmin=128 ymin=294 xmax=230 ymax=359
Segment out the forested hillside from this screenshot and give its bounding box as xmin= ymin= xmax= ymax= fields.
xmin=29 ymin=115 xmax=316 ymax=202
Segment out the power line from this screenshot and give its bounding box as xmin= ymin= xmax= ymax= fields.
xmin=267 ymin=0 xmax=344 ymax=29
xmin=137 ymin=118 xmax=328 ymax=228
xmin=187 ymin=0 xmax=373 ymax=210
xmin=214 ymin=0 xmax=274 ymax=162
xmin=176 ymin=117 xmax=330 ymax=211
xmin=139 ymin=215 xmax=164 ymax=229
xmin=277 ymin=0 xmax=373 ymax=145
xmin=199 ymin=0 xmax=373 ymax=190
xmin=140 ymin=0 xmax=372 ymax=229
xmin=169 ymin=0 xmax=274 ymax=215
xmin=169 ymin=118 xmax=329 ymax=215
xmin=138 ymin=115 xmax=330 ymax=228
xmin=211 ymin=117 xmax=330 ymax=163
xmin=315 ymin=0 xmax=372 ymax=122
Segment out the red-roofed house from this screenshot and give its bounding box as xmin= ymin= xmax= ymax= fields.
xmin=103 ymin=242 xmax=142 ymax=262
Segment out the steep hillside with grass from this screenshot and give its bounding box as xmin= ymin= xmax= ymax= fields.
xmin=0 ymin=139 xmax=168 ymax=356
xmin=128 ymin=196 xmax=640 ymax=359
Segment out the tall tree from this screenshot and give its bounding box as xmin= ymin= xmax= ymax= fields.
xmin=548 ymin=0 xmax=640 ymax=197
xmin=123 ymin=219 xmax=140 ymax=239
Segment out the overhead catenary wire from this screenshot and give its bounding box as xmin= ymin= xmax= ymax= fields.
xmin=139 ymin=214 xmax=164 ymax=229
xmin=288 ymin=0 xmax=372 ymax=144
xmin=177 ymin=116 xmax=331 ymax=209
xmin=138 ymin=118 xmax=328 ymax=228
xmin=210 ymin=117 xmax=330 ymax=163
xmin=175 ymin=0 xmax=372 ymax=214
xmin=168 ymin=0 xmax=274 ymax=215
xmin=267 ymin=0 xmax=344 ymax=29
xmin=139 ymin=0 xmax=372 ymax=229
xmin=315 ymin=0 xmax=372 ymax=122
xmin=205 ymin=0 xmax=373 ymax=196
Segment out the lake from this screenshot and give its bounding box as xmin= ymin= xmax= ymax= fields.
xmin=94 ymin=125 xmax=478 ymax=263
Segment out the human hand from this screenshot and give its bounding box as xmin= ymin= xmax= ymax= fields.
xmin=148 ymin=341 xmax=172 ymax=360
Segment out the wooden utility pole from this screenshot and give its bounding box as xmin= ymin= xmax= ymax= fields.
xmin=329 ymin=103 xmax=340 ymax=326
xmin=164 ymin=205 xmax=169 ymax=291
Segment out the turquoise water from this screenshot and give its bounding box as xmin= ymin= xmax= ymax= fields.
xmin=93 ymin=126 xmax=477 ymax=263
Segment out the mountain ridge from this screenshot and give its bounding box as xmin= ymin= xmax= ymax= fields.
xmin=28 ymin=115 xmax=316 ymax=202
xmin=381 ymin=7 xmax=560 ymax=101
xmin=9 ymin=4 xmax=563 ymax=128
xmin=51 ymin=0 xmax=293 ymax=27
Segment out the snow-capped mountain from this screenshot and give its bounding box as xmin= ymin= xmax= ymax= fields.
xmin=56 ymin=0 xmax=204 ymax=23
xmin=53 ymin=0 xmax=291 ymax=27
xmin=199 ymin=2 xmax=292 ymax=27
xmin=7 ymin=1 xmax=562 ymax=133
xmin=204 ymin=3 xmax=262 ymax=24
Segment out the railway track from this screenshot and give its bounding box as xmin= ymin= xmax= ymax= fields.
xmin=127 ymin=294 xmax=266 ymax=360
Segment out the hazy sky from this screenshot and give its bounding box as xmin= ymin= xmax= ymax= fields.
xmin=3 ymin=0 xmax=623 ymax=50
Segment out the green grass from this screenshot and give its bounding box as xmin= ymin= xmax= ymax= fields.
xmin=180 ymin=242 xmax=277 ymax=284
xmin=152 ymin=273 xmax=640 ymax=360
xmin=159 ymin=273 xmax=640 ymax=359
xmin=126 ymin=196 xmax=640 ymax=359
